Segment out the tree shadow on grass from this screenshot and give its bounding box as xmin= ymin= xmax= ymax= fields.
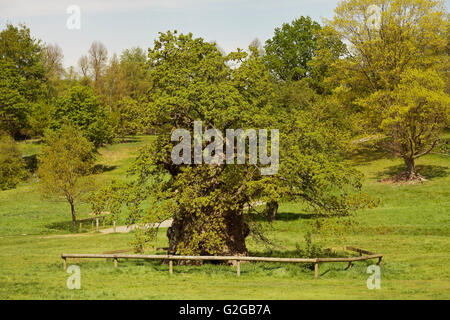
xmin=350 ymin=147 xmax=392 ymax=166
xmin=247 ymin=249 xmax=352 ymax=271
xmin=45 ymin=220 xmax=79 ymax=233
xmin=114 ymin=137 xmax=142 ymax=144
xmin=251 ymin=212 xmax=329 ymax=222
xmin=93 ymin=164 xmax=118 ymax=174
xmin=23 ymin=154 xmax=38 ymax=172
xmin=275 ymin=212 xmax=315 ymax=221
xmin=249 ymin=249 xmax=305 ymax=259
xmin=375 ymin=164 xmax=449 ymax=181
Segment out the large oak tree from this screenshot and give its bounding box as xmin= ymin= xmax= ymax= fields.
xmin=91 ymin=31 xmax=370 ymax=257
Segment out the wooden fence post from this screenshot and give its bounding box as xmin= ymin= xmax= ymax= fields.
xmin=113 ymin=221 xmax=116 ymax=233
xmin=96 ymin=218 xmax=99 ymax=232
xmin=79 ymin=222 xmax=82 ymax=233
xmin=236 ymin=260 xmax=241 ymax=277
xmin=103 ymin=217 xmax=105 ymax=227
xmin=60 ymin=248 xmax=382 ymax=278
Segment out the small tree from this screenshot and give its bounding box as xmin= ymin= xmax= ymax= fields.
xmin=381 ymin=69 xmax=449 ymax=179
xmin=0 ymin=133 xmax=27 ymax=190
xmin=37 ymin=125 xmax=96 ymax=226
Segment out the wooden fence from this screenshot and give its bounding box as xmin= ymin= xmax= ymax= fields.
xmin=61 ymin=246 xmax=382 ymax=278
xmin=77 ymin=214 xmax=115 ymax=232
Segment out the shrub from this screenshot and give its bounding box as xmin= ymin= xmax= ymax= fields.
xmin=0 ymin=133 xmax=28 ymax=190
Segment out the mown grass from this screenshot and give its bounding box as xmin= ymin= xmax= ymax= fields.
xmin=0 ymin=136 xmax=154 ymax=236
xmin=0 ymin=135 xmax=449 ymax=299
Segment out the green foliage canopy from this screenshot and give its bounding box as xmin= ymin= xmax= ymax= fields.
xmin=0 ymin=133 xmax=27 ymax=190
xmin=52 ymin=85 xmax=113 ymax=148
xmin=329 ymin=0 xmax=449 ymax=177
xmin=37 ymin=125 xmax=96 ymax=226
xmin=0 ymin=24 xmax=48 ymax=138
xmin=264 ymin=16 xmax=322 ymax=81
xmin=91 ymin=31 xmax=371 ymax=256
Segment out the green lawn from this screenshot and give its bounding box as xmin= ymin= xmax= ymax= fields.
xmin=0 ymin=136 xmax=449 ymax=299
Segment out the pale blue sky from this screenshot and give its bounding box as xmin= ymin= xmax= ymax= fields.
xmin=1 ymin=0 xmax=448 ymax=69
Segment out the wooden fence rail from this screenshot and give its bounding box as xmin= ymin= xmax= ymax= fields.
xmin=61 ymin=248 xmax=382 ymax=278
xmin=76 ymin=213 xmax=113 ymax=232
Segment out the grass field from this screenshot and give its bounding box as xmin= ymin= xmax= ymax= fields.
xmin=0 ymin=135 xmax=449 ymax=300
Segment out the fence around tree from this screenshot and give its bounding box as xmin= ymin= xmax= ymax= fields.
xmin=62 ymin=246 xmax=383 ymax=278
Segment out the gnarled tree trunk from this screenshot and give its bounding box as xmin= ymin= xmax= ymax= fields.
xmin=69 ymin=200 xmax=77 ymax=227
xmin=404 ymin=157 xmax=416 ymax=180
xmin=266 ymin=201 xmax=279 ymax=221
xmin=167 ymin=209 xmax=249 ymax=263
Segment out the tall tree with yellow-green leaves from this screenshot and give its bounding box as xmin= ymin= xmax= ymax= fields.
xmin=37 ymin=125 xmax=96 ymax=226
xmin=329 ymin=0 xmax=449 ymax=180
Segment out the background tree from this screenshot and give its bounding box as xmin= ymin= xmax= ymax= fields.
xmin=380 ymin=68 xmax=449 ymax=179
xmin=0 ymin=133 xmax=28 ymax=190
xmin=120 ymin=47 xmax=151 ymax=98
xmin=111 ymin=97 xmax=146 ymax=138
xmin=42 ymin=43 xmax=65 ymax=99
xmin=249 ymin=38 xmax=264 ymax=56
xmin=37 ymin=125 xmax=96 ymax=226
xmin=78 ymin=55 xmax=90 ymax=80
xmin=329 ymin=0 xmax=449 ymax=179
xmin=103 ymin=53 xmax=127 ymax=111
xmin=307 ymin=26 xmax=347 ymax=94
xmin=0 ymin=59 xmax=27 ymax=137
xmin=0 ymin=23 xmax=48 ymax=138
xmin=0 ymin=24 xmax=47 ymax=102
xmin=264 ymin=16 xmax=322 ymax=81
xmin=27 ymin=101 xmax=53 ymax=138
xmin=43 ymin=43 xmax=64 ymax=81
xmin=88 ymin=41 xmax=108 ymax=92
xmin=52 ymin=85 xmax=113 ymax=147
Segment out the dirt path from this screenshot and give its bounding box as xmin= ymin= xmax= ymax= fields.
xmin=97 ymin=202 xmax=264 ymax=235
xmin=41 ymin=233 xmax=95 ymax=239
xmin=99 ymin=219 xmax=173 ymax=234
xmin=40 ymin=219 xmax=173 ymax=238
